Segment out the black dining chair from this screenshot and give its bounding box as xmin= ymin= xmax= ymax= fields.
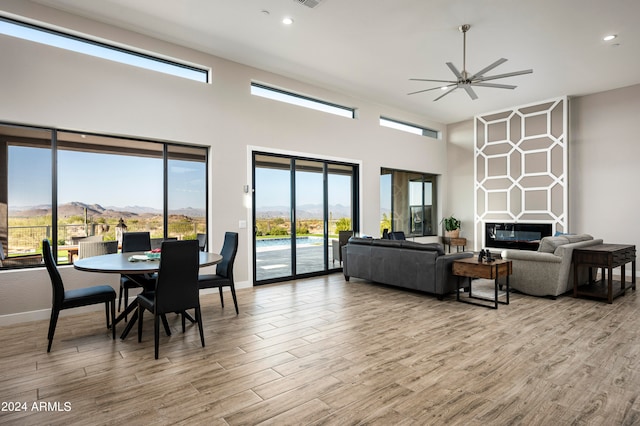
xmin=198 ymin=232 xmax=239 ymax=314
xmin=196 ymin=233 xmax=207 ymax=251
xmin=42 ymin=239 xmax=116 ymax=352
xmin=119 ymin=232 xmax=153 ymax=318
xmin=136 ymin=239 xmax=203 ymax=359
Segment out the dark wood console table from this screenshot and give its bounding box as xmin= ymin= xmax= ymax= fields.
xmin=572 ymin=244 xmax=636 ymax=304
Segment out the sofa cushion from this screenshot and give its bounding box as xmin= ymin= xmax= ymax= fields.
xmin=564 ymin=233 xmax=593 ymax=243
xmin=371 ymin=239 xmax=403 ymax=248
xmin=400 ymin=241 xmax=445 ymax=255
xmin=538 ymin=236 xmax=570 ymax=253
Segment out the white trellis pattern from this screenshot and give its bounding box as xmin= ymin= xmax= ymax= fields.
xmin=474 ymin=97 xmax=568 ymax=250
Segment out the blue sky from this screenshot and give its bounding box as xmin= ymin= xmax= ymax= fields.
xmin=8 ymin=146 xmax=205 ymax=210
xmin=255 ymin=168 xmax=352 ymax=207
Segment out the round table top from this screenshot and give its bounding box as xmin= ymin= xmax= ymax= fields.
xmin=73 ymin=251 xmax=222 ymax=274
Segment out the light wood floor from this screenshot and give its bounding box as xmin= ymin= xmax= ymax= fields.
xmin=1 ymin=273 xmax=639 ymax=425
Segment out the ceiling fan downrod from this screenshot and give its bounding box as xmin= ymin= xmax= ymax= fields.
xmin=460 ymin=24 xmax=470 ymax=82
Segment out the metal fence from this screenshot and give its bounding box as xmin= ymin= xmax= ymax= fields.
xmin=6 ymin=221 xmax=206 ymax=256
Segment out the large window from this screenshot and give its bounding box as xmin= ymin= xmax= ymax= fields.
xmin=251 ymin=82 xmax=355 ymax=118
xmin=380 ymin=168 xmax=437 ymax=237
xmin=0 ymin=16 xmax=210 ymax=83
xmin=0 ymin=123 xmax=207 ymax=268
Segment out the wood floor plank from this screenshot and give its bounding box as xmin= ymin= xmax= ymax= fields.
xmin=1 ymin=273 xmax=639 ymax=424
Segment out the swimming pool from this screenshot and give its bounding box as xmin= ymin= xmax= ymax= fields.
xmin=256 ymin=236 xmax=324 ymax=248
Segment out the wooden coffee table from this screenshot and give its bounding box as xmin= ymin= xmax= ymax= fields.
xmin=572 ymin=243 xmax=636 ymax=303
xmin=453 ymin=257 xmax=512 ymax=309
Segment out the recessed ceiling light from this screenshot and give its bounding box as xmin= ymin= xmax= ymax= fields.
xmin=282 ymin=17 xmax=294 ymax=25
xmin=603 ymin=34 xmax=617 ymax=41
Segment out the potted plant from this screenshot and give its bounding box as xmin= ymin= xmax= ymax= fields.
xmin=441 ymin=215 xmax=461 ymax=238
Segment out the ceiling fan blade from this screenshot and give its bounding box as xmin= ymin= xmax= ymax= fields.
xmin=409 ymin=78 xmax=458 ymax=84
xmin=462 ymin=86 xmax=478 ymax=100
xmin=471 ymin=82 xmax=517 ymax=89
xmin=476 ymin=69 xmax=533 ymax=82
xmin=446 ymin=62 xmax=463 ymax=79
xmin=433 ymin=87 xmax=457 ymax=101
xmin=468 ymin=58 xmax=508 ymax=80
xmin=408 ymin=83 xmax=457 ymax=95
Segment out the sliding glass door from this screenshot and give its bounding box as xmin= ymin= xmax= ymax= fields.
xmin=253 ymin=152 xmax=358 ymax=284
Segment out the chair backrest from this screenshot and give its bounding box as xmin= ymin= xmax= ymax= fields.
xmin=122 ymin=232 xmax=151 ymax=253
xmin=154 ymin=240 xmax=200 ymax=314
xmin=389 ymin=231 xmax=406 ymax=240
xmin=71 ymin=235 xmax=103 ymax=245
xmin=151 ymin=237 xmax=177 ymax=250
xmin=196 ymin=233 xmax=207 ymax=251
xmin=216 ymin=232 xmax=239 ymax=279
xmin=42 ymin=239 xmax=65 ymax=309
xmin=78 ymin=240 xmax=118 ymax=259
xmin=382 ymin=228 xmax=389 ymax=239
xmin=338 ymin=230 xmax=353 ymax=246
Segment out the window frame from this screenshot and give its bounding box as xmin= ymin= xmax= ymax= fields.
xmin=251 ymin=82 xmax=355 ymax=119
xmin=0 ymin=122 xmax=209 ymax=269
xmin=0 ymin=15 xmax=210 ymax=83
xmin=380 ymin=116 xmax=439 ymax=139
xmin=380 ymin=167 xmax=438 ymax=238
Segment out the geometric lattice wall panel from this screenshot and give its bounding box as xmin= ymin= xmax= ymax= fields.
xmin=474 ymin=97 xmax=568 ymax=249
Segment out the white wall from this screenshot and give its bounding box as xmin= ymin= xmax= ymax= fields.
xmin=0 ymin=1 xmax=449 ymax=322
xmin=447 ymin=83 xmax=640 ymax=277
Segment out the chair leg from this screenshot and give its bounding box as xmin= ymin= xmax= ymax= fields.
xmin=181 ymin=311 xmax=186 ymax=333
xmin=118 ymin=286 xmax=123 ymax=312
xmin=47 ymin=308 xmax=60 ymax=353
xmin=161 ymin=314 xmax=171 ymax=336
xmin=105 ymin=302 xmax=110 ymax=328
xmin=218 ymin=287 xmax=224 ymax=308
xmin=110 ymin=300 xmax=116 ymax=340
xmin=123 ymin=287 xmax=129 ymax=322
xmin=230 ymin=284 xmax=239 ymax=315
xmin=137 ymin=305 xmax=144 ymax=343
xmin=196 ymin=307 xmax=205 ymax=348
xmin=154 ymin=314 xmax=160 ymax=359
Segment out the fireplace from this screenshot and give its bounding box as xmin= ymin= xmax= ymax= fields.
xmin=485 ymin=222 xmax=552 ymax=251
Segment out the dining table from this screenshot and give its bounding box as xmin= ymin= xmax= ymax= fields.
xmin=74 ymin=251 xmax=222 ymax=339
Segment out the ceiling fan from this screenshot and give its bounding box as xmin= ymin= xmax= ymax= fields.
xmin=408 ymin=24 xmax=533 ymax=101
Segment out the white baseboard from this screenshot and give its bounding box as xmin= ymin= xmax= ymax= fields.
xmin=0 ymin=280 xmax=252 ymax=326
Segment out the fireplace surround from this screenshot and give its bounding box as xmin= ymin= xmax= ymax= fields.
xmin=485 ymin=222 xmax=552 ymax=251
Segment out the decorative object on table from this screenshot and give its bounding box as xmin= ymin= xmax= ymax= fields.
xmin=478 ymin=249 xmax=486 ymax=262
xmin=441 ymin=215 xmax=461 ymax=239
xmin=485 ymin=249 xmax=494 ymax=262
xmin=42 ymin=239 xmax=116 ymax=352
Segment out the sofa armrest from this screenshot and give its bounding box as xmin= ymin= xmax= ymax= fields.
xmin=434 ymin=252 xmax=474 ymax=296
xmin=501 ymin=250 xmax=561 ymax=263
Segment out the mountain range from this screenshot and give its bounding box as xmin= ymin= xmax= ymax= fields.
xmin=10 ymin=201 xmax=205 ymax=218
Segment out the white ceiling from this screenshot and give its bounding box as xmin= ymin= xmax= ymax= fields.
xmin=28 ymin=0 xmax=640 ymax=123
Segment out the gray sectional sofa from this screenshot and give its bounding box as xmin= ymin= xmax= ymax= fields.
xmin=501 ymin=233 xmax=603 ymax=297
xmin=342 ymin=237 xmax=473 ymax=299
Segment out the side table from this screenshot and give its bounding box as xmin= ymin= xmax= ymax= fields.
xmin=443 ymin=237 xmax=467 ymax=253
xmin=452 ymin=258 xmax=512 ymax=309
xmin=572 ymin=243 xmax=636 ymax=303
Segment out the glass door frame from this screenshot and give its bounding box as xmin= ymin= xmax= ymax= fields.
xmin=252 ymin=151 xmax=359 ymax=285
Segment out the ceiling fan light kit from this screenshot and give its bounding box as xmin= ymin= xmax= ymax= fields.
xmin=408 ymin=24 xmax=533 ymax=101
